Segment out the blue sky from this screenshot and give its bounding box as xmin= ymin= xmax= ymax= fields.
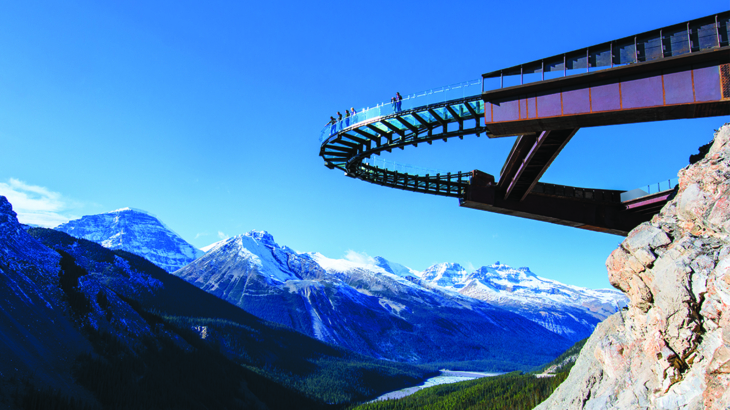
xmin=1 ymin=1 xmax=727 ymax=289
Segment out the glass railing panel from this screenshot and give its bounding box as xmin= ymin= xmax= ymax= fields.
xmin=693 ymin=21 xmax=719 ymax=50
xmin=401 ymin=95 xmax=417 ymax=112
xmin=442 ymin=86 xmax=458 ymax=102
xmin=589 ymin=45 xmax=612 ymax=70
xmin=320 ymin=78 xmax=482 ymax=144
xmin=620 ymin=177 xmax=679 ymax=201
xmin=616 ymin=39 xmax=637 ymax=65
xmin=645 ymin=177 xmax=679 ymax=194
xmin=430 ymin=88 xmax=446 ymax=105
xmin=637 ymin=34 xmax=663 ymax=62
xmin=664 ymin=26 xmax=691 ymax=56
xmin=320 ymin=129 xmax=330 ymax=143
xmin=462 ymin=80 xmax=479 ymax=97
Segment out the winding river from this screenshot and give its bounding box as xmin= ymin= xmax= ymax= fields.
xmin=372 ymin=370 xmax=503 ymax=402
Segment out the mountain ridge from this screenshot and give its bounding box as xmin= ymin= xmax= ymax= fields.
xmin=54 ymin=208 xmax=626 ymax=346
xmin=174 ymin=230 xmax=577 ymax=368
xmin=55 ymin=208 xmax=203 ymax=272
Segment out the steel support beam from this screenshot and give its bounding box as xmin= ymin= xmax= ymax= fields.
xmin=499 ymin=129 xmax=579 ymax=201
xmin=461 ymin=170 xmax=664 ymax=236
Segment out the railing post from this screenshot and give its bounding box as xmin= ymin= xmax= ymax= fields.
xmin=717 ymin=14 xmax=721 ymax=48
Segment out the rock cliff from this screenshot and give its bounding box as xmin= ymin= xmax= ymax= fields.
xmin=537 ymin=124 xmax=730 ymax=410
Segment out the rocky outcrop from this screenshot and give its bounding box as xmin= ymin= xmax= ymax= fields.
xmin=537 ymin=124 xmax=730 ymax=410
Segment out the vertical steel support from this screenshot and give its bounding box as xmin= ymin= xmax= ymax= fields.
xmin=717 ymin=15 xmax=721 ymax=48
xmin=688 ymin=22 xmax=692 ymax=52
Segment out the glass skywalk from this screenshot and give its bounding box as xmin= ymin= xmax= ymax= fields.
xmin=320 ymin=79 xmax=482 ymax=143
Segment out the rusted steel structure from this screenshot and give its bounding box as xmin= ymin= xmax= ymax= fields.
xmin=319 ymin=12 xmax=730 ymax=236
xmin=482 ymin=18 xmax=730 ymax=136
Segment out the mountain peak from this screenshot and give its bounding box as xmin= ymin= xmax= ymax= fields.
xmin=55 ymin=209 xmax=203 ymax=272
xmin=371 ymin=256 xmax=419 ymax=278
xmin=108 ymin=207 xmax=151 ymax=215
xmin=243 ymin=230 xmax=276 ymax=246
xmin=470 ymin=263 xmax=538 ymax=283
xmin=420 ymin=262 xmax=467 ymax=287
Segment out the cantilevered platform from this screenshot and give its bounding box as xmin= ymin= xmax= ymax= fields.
xmin=319 ymin=12 xmax=730 ymax=236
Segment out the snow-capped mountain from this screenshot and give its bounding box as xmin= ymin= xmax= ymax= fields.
xmin=371 ymin=256 xmax=420 ymax=278
xmin=49 ymin=206 xmax=626 ymax=358
xmin=1 ymin=196 xmax=431 ymax=406
xmin=420 ymin=262 xmax=468 ymax=287
xmin=175 ymin=231 xmax=572 ymax=368
xmin=419 ymin=262 xmax=627 ymax=341
xmin=55 ymin=208 xmax=203 ymax=272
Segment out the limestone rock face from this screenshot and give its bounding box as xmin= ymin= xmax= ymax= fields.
xmin=537 ymin=124 xmax=730 ymax=410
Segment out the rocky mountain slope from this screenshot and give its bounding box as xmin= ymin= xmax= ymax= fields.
xmin=424 ymin=262 xmax=626 ymax=341
xmin=175 ymin=231 xmax=574 ymax=369
xmin=55 ymin=207 xmax=203 ymax=272
xmin=0 ymin=195 xmax=433 ymax=408
xmin=537 ymin=124 xmax=730 ymax=409
xmin=0 ymin=195 xmax=93 ymax=400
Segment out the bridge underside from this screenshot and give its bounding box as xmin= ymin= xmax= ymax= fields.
xmin=460 ymin=171 xmax=670 ymax=236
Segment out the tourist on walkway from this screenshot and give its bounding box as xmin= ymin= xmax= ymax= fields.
xmin=396 ymin=92 xmax=403 ymax=112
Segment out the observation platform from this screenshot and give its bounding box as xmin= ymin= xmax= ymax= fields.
xmin=319 ymin=12 xmax=730 ymax=236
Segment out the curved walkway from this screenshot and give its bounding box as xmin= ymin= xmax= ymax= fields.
xmin=319 ymin=91 xmax=485 ymax=198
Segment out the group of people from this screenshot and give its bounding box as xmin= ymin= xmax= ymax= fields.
xmin=391 ymin=92 xmax=403 ymax=112
xmin=325 ymin=91 xmax=404 ymax=131
xmin=327 ymin=107 xmax=358 ymax=127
